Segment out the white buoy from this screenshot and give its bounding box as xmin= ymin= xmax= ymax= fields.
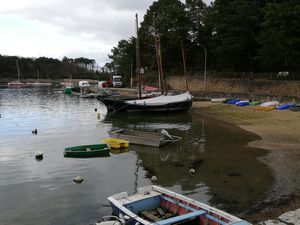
xmin=35 ymin=151 xmax=43 ymax=160
xmin=151 ymin=176 xmax=158 ymax=181
xmin=73 ymin=176 xmax=84 ymax=183
xmin=189 ymin=168 xmax=196 ymax=174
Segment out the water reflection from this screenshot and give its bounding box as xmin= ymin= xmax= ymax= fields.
xmin=0 ymin=88 xmax=273 ymax=225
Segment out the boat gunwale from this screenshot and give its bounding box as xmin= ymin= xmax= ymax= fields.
xmin=107 ymin=185 xmax=246 ymax=225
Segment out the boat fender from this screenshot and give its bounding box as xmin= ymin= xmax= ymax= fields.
xmin=95 ymin=108 xmax=97 ymax=112
xmin=97 ymin=112 xmax=101 ymax=120
xmin=134 ymin=101 xmax=136 ymax=104
xmin=144 ymin=101 xmax=146 ymax=105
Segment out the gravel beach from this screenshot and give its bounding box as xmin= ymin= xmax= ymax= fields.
xmin=192 ymin=101 xmax=300 ymax=223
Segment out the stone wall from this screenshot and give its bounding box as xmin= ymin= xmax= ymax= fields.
xmin=166 ymin=76 xmax=300 ymax=101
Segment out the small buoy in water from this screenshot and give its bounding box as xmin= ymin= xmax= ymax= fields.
xmin=73 ymin=176 xmax=84 ymax=183
xmin=95 ymin=108 xmax=97 ymax=112
xmin=189 ymin=168 xmax=196 ymax=174
xmin=97 ymin=112 xmax=101 ymax=120
xmin=35 ymin=151 xmax=43 ymax=160
xmin=32 ymin=129 xmax=38 ymax=134
xmin=151 ymin=176 xmax=158 ymax=181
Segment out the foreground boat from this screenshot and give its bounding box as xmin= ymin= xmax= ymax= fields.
xmin=108 ymin=185 xmax=251 ymax=225
xmin=64 ymin=144 xmax=110 ymax=158
xmin=101 ymin=138 xmax=129 ymax=149
xmin=109 ymin=129 xmax=182 ymax=148
xmin=98 ymin=92 xmax=193 ymax=113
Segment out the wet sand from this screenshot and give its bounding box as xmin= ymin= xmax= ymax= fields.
xmin=192 ymin=102 xmax=300 ymax=223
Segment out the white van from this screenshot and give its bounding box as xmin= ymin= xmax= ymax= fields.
xmin=78 ymin=80 xmax=90 ymax=87
xmin=112 ymin=75 xmax=122 ymax=87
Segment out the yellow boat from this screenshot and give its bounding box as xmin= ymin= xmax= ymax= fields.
xmin=101 ymin=138 xmax=129 ymax=149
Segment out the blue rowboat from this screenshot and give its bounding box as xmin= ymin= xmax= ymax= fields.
xmin=107 ymin=186 xmax=251 ymax=225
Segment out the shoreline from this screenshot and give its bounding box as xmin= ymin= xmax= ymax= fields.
xmin=192 ymin=101 xmax=300 ymax=223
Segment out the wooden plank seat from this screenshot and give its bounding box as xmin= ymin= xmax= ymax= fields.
xmin=155 ymin=210 xmax=207 ymax=225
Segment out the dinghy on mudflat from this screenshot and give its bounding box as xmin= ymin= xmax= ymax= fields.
xmin=236 ymin=101 xmax=250 ymax=106
xmin=277 ymin=103 xmax=293 ymax=110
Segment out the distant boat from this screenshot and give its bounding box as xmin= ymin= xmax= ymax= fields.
xmin=7 ymin=60 xmax=26 ymax=88
xmin=260 ymin=101 xmax=279 ymax=107
xmin=64 ymin=144 xmax=110 ymax=158
xmin=109 ymin=129 xmax=182 ymax=148
xmin=107 ymin=185 xmax=252 ymax=225
xmin=236 ymin=100 xmax=250 ymax=106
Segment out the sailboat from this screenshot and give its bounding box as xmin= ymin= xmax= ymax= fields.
xmin=7 ymin=60 xmax=26 ymax=88
xmin=98 ymin=14 xmax=193 ymax=113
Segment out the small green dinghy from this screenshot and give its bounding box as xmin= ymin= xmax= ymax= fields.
xmin=64 ymin=144 xmax=110 ymax=158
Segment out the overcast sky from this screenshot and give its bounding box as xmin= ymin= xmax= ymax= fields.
xmin=0 ymin=0 xmax=212 ymax=67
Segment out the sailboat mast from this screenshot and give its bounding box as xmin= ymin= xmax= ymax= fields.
xmin=16 ymin=60 xmax=20 ymax=81
xmin=152 ymin=15 xmax=164 ymax=94
xmin=135 ymin=13 xmax=142 ymax=99
xmin=181 ymin=40 xmax=189 ymax=92
xmin=153 ymin=14 xmax=161 ymax=93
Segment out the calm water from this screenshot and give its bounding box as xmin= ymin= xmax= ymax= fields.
xmin=0 ymin=88 xmax=273 ymax=225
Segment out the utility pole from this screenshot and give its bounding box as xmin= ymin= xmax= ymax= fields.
xmin=135 ymin=13 xmax=142 ymax=99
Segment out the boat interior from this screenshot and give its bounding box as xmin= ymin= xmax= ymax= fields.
xmin=123 ymin=193 xmax=233 ymax=225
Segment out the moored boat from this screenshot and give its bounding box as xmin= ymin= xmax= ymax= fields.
xmin=7 ymin=81 xmax=26 ymax=88
xmin=107 ymin=185 xmax=251 ymax=225
xmin=64 ymin=144 xmax=110 ymax=158
xmin=98 ymin=92 xmax=193 ymax=113
xmin=109 ymin=129 xmax=182 ymax=148
xmin=101 ymin=138 xmax=129 ymax=149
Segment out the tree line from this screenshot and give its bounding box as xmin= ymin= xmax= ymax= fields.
xmin=107 ymin=0 xmax=300 ymax=85
xmin=0 ymin=55 xmax=105 ymax=80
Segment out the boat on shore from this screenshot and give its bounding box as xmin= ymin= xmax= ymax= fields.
xmin=64 ymin=144 xmax=110 ymax=158
xmin=108 ymin=129 xmax=182 ymax=148
xmin=107 ymin=185 xmax=251 ymax=225
xmin=98 ymin=92 xmax=193 ymax=113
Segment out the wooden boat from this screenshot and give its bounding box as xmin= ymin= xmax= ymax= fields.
xmin=101 ymin=138 xmax=129 ymax=149
xmin=98 ymin=92 xmax=193 ymax=113
xmin=64 ymin=144 xmax=110 ymax=158
xmin=109 ymin=129 xmax=182 ymax=148
xmin=107 ymin=185 xmax=251 ymax=225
